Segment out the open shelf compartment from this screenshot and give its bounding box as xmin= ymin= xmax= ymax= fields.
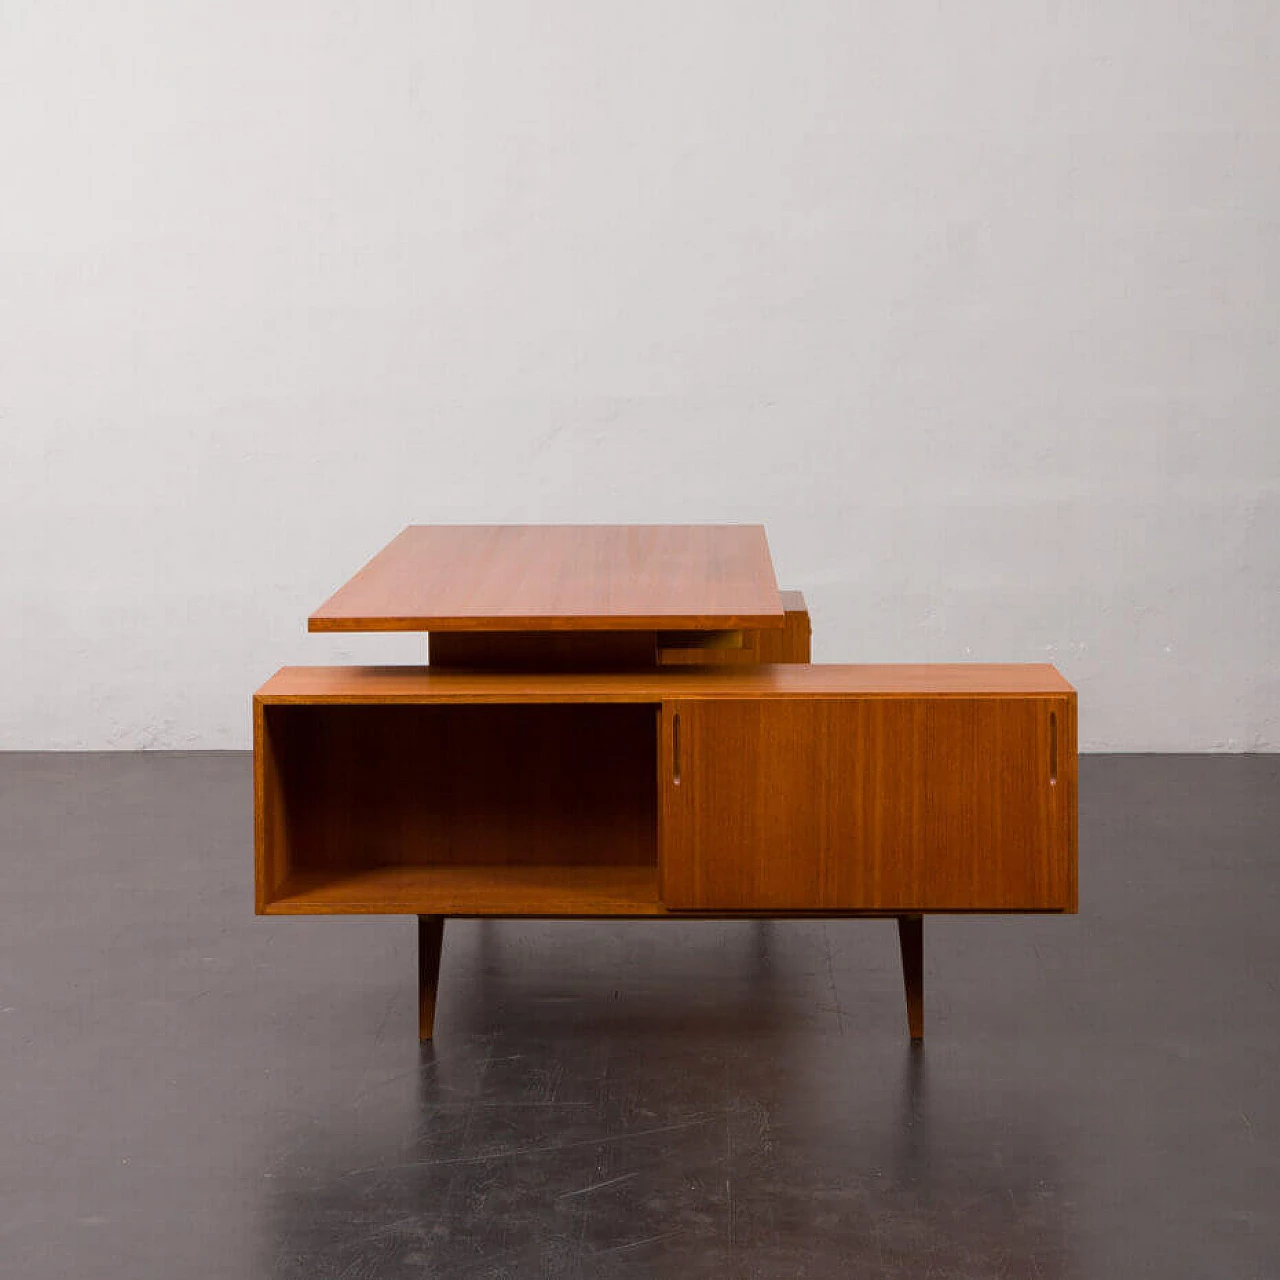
xmin=256 ymin=703 xmax=661 ymax=916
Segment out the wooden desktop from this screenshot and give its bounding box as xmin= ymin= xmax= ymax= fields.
xmin=254 ymin=525 xmax=1077 ymax=1041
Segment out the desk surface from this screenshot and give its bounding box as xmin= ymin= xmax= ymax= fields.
xmin=309 ymin=524 xmax=785 ymax=633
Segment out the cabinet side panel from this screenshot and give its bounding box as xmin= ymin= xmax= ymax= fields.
xmin=755 ymin=591 xmax=811 ymax=662
xmin=255 ymin=703 xmax=294 ymax=912
xmin=1059 ymin=693 xmax=1079 ymax=913
xmin=254 ymin=701 xmax=269 ymax=912
xmin=661 ymin=697 xmax=1070 ymax=911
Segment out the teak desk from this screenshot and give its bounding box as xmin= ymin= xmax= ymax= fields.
xmin=254 ymin=525 xmax=1078 ymax=1041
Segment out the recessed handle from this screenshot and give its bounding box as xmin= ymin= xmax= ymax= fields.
xmin=672 ymin=712 xmax=681 ymax=787
xmin=1049 ymin=711 xmax=1058 ymax=786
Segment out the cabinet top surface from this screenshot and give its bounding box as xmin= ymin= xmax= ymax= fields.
xmin=308 ymin=524 xmax=785 ymax=633
xmin=257 ymin=664 xmax=1076 ymax=704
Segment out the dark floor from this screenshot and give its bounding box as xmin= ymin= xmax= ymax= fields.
xmin=0 ymin=754 xmax=1277 ymax=1279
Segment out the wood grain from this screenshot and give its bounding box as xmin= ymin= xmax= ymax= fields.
xmin=257 ymin=663 xmax=1075 ymax=705
xmin=309 ymin=525 xmax=785 ymax=633
xmin=429 ymin=589 xmax=810 ymax=671
xmin=254 ymin=666 xmax=1076 ymax=920
xmin=658 ymin=695 xmax=1076 ymax=912
xmin=253 ymin=699 xmax=293 ymax=913
xmin=258 ymin=703 xmax=657 ymax=901
xmin=756 ymin=590 xmax=812 ymax=663
xmin=265 ymin=864 xmax=666 ymax=916
xmin=1058 ymin=693 xmax=1080 ymax=913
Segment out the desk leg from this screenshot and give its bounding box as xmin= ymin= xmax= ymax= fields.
xmin=418 ymin=915 xmax=445 ymax=1041
xmin=897 ymin=915 xmax=924 ymax=1041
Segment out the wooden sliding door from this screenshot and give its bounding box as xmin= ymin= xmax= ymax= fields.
xmin=658 ymin=696 xmax=1076 ymax=912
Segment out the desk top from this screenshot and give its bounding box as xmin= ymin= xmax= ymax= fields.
xmin=308 ymin=525 xmax=785 ymax=633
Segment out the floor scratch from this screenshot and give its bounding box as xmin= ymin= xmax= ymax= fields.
xmin=558 ymin=1171 xmax=638 ymax=1199
xmin=598 ymin=1230 xmax=683 ymax=1254
xmin=344 ymin=1115 xmax=717 ymax=1177
xmin=824 ymin=923 xmax=846 ymax=1035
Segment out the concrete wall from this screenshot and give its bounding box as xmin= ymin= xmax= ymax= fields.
xmin=2 ymin=2 xmax=1277 ymax=750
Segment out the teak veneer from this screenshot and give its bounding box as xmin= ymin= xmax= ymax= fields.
xmin=256 ymin=663 xmax=1073 ymax=703
xmin=255 ymin=524 xmax=1079 ymax=1042
xmin=309 ymin=524 xmax=785 ymax=633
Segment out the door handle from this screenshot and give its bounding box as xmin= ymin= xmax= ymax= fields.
xmin=672 ymin=712 xmax=681 ymax=787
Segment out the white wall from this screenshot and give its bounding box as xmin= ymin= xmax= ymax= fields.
xmin=2 ymin=2 xmax=1277 ymax=751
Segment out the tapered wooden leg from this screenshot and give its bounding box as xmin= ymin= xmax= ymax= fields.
xmin=897 ymin=915 xmax=924 ymax=1041
xmin=417 ymin=915 xmax=445 ymax=1041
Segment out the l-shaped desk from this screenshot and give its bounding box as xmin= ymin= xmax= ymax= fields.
xmin=254 ymin=525 xmax=1077 ymax=1040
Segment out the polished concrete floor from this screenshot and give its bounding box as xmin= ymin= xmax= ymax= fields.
xmin=0 ymin=753 xmax=1277 ymax=1279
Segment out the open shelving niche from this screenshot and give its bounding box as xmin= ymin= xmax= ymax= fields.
xmin=257 ymin=700 xmax=665 ymax=916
